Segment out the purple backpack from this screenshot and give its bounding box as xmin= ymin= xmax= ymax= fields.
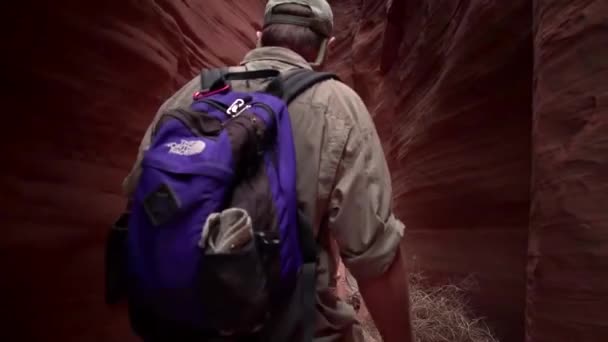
xmin=121 ymin=68 xmax=337 ymax=341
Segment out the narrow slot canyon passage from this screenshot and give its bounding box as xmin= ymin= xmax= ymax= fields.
xmin=2 ymin=1 xmax=607 ymax=341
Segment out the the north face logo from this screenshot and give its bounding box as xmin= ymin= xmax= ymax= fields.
xmin=165 ymin=140 xmax=206 ymax=156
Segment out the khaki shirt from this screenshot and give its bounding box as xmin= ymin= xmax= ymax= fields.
xmin=123 ymin=47 xmax=404 ymax=342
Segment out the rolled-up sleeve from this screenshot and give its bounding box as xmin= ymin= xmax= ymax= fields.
xmin=327 ymin=89 xmax=405 ymax=280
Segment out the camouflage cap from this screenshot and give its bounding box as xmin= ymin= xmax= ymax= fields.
xmin=264 ymin=0 xmax=334 ymax=37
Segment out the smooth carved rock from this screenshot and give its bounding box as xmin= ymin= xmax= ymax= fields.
xmin=3 ymin=1 xmax=607 ymax=342
xmin=328 ymin=1 xmax=533 ymax=341
xmin=528 ymin=1 xmax=608 ymax=341
xmin=3 ymin=1 xmax=265 ymax=341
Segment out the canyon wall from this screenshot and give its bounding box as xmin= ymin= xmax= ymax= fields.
xmin=527 ymin=1 xmax=608 ymax=341
xmin=2 ymin=1 xmax=265 ymax=341
xmin=2 ymin=1 xmax=607 ymax=342
xmin=328 ymin=1 xmax=532 ymax=340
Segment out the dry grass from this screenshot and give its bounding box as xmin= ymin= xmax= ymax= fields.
xmin=342 ymin=271 xmax=500 ymax=342
xmin=407 ymin=273 xmax=498 ymax=342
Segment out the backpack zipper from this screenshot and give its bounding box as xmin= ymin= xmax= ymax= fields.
xmin=195 ymin=99 xmax=228 ymax=113
xmin=251 ymin=102 xmax=276 ymax=118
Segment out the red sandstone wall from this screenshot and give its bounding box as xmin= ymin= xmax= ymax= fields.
xmin=327 ymin=1 xmax=533 ymax=340
xmin=2 ymin=1 xmax=607 ymax=342
xmin=527 ymin=1 xmax=608 ymax=341
xmin=2 ymin=1 xmax=264 ymax=341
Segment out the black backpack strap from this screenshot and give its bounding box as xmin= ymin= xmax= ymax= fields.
xmin=282 ymin=69 xmax=340 ymax=104
xmin=203 ymin=67 xmax=338 ymax=104
xmin=104 ymin=211 xmax=130 ymax=305
xmin=200 ymin=67 xmax=229 ymax=91
xmin=264 ymin=69 xmax=338 ymax=342
xmin=267 ymin=211 xmax=318 ymax=342
xmin=295 ymin=210 xmax=319 ymax=342
xmin=201 ymin=67 xmax=282 ymax=92
xmin=266 ymin=69 xmax=340 ymax=105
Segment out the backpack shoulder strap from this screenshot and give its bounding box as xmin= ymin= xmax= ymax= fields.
xmin=202 ymin=67 xmax=339 ymax=103
xmin=200 ymin=67 xmax=229 ymax=91
xmin=267 ymin=69 xmax=340 ymax=105
xmin=265 ymin=71 xmax=340 ymax=342
xmin=263 ymin=69 xmax=339 ymax=342
xmin=266 ymin=211 xmax=318 ymax=342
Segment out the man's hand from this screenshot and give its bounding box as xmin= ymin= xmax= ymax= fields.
xmin=357 ymin=244 xmax=414 ymax=342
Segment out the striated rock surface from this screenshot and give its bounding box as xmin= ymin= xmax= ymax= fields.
xmin=328 ymin=1 xmax=533 ymax=341
xmin=3 ymin=1 xmax=265 ymax=341
xmin=527 ymin=1 xmax=608 ymax=341
xmin=3 ymin=0 xmax=607 ymax=342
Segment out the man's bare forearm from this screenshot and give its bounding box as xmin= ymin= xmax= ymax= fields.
xmin=358 ymin=244 xmax=414 ymax=342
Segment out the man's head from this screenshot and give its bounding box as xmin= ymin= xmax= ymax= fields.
xmin=258 ymin=0 xmax=335 ymax=67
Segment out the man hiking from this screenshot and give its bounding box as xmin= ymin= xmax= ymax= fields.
xmin=120 ymin=1 xmax=414 ymax=341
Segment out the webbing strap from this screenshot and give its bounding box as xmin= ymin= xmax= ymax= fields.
xmin=200 ymin=68 xmax=228 ymax=90
xmin=265 ymin=71 xmax=338 ymax=342
xmin=201 ymin=68 xmax=282 ymax=92
xmin=224 ymin=69 xmax=280 ymax=81
xmin=299 ymin=263 xmax=317 ymax=342
xmin=269 ymin=69 xmax=340 ymax=104
xmin=201 ymin=67 xmax=339 ymax=105
xmin=267 ymin=211 xmax=318 ymax=342
xmin=296 ymin=212 xmax=319 ymax=342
